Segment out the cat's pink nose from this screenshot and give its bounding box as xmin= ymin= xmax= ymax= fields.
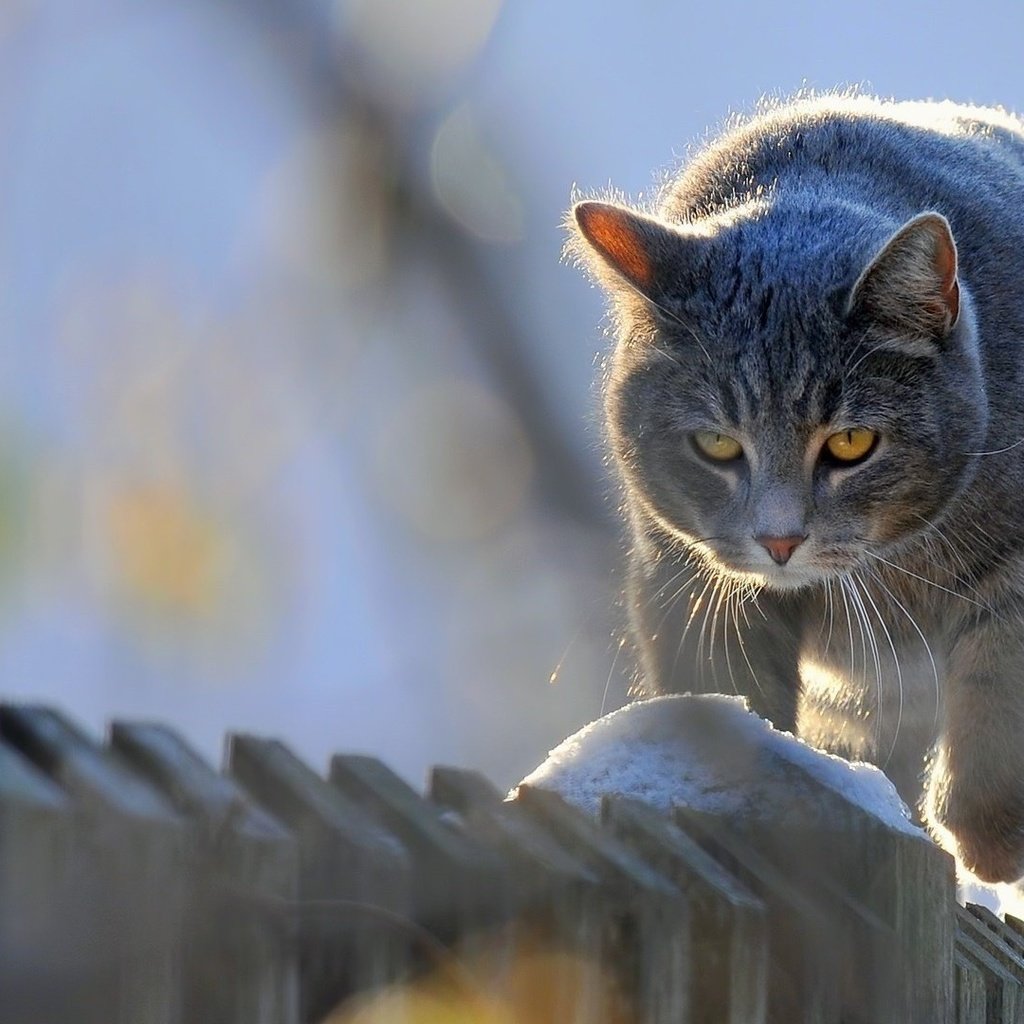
xmin=755 ymin=535 xmax=806 ymax=565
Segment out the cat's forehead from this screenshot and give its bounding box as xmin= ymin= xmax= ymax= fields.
xmin=685 ymin=303 xmax=850 ymax=430
xmin=712 ymin=352 xmax=839 ymax=428
xmin=684 ymin=199 xmax=873 ymax=315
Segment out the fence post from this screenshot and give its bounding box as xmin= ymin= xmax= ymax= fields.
xmin=702 ymin=756 xmax=956 ymax=1024
xmin=227 ymin=735 xmax=411 ymax=1023
xmin=602 ymin=796 xmax=767 ymax=1024
xmin=673 ymin=803 xmax=847 ymax=1024
xmin=0 ymin=705 xmax=186 ymax=1024
xmin=956 ymin=904 xmax=1024 ymax=1023
xmin=954 ymin=949 xmax=988 ymax=1024
xmin=429 ymin=764 xmax=505 ymax=814
xmin=515 ymin=785 xmax=691 ymax=1024
xmin=0 ymin=739 xmax=73 ymax=1024
xmin=329 ymin=755 xmax=507 ymax=939
xmin=110 ymin=722 xmax=301 ymax=1024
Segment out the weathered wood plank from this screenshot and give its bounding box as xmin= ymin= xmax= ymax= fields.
xmin=955 ymin=949 xmax=989 ymax=1024
xmin=603 ymin=796 xmax=767 ymax=1024
xmin=969 ymin=903 xmax=1024 ymax=964
xmin=428 ymin=764 xmax=504 ymax=813
xmin=515 ymin=784 xmax=691 ymax=1024
xmin=330 ymin=755 xmax=507 ymax=935
xmin=0 ymin=739 xmax=74 ymax=1024
xmin=661 ymin=706 xmax=956 ymax=1024
xmin=425 ymin=783 xmax=611 ymax=1024
xmin=0 ymin=705 xmax=186 ymax=1024
xmin=673 ymin=805 xmax=840 ymax=1024
xmin=737 ymin=791 xmax=953 ymax=1024
xmin=958 ymin=905 xmax=1024 ymax=1023
xmin=111 ymin=722 xmax=300 ymax=1024
xmin=956 ymin=928 xmax=1019 ymax=1024
xmin=227 ymin=734 xmax=411 ymax=1023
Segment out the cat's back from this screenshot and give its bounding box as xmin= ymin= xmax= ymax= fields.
xmin=660 ymin=94 xmax=1024 ymax=231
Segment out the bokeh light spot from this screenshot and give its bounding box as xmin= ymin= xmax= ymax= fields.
xmin=432 ymin=103 xmax=524 ymax=244
xmin=106 ymin=482 xmax=224 ymax=617
xmin=338 ymin=0 xmax=504 ymax=101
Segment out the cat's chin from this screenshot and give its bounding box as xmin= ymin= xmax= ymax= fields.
xmin=758 ymin=569 xmax=828 ymax=593
xmin=712 ymin=563 xmax=826 ymax=593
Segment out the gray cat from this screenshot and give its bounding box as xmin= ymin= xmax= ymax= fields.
xmin=568 ymin=94 xmax=1024 ymax=883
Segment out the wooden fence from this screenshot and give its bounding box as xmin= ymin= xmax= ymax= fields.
xmin=0 ymin=702 xmax=1021 ymax=1023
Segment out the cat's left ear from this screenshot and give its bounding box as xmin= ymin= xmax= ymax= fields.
xmin=847 ymin=212 xmax=960 ymax=339
xmin=570 ymin=201 xmax=688 ymax=309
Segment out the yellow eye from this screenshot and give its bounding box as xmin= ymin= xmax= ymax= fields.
xmin=824 ymin=428 xmax=877 ymax=463
xmin=693 ymin=431 xmax=743 ymax=462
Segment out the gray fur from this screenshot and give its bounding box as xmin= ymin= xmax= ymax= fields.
xmin=570 ymin=94 xmax=1024 ymax=883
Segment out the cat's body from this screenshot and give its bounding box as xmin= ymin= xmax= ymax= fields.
xmin=570 ymin=95 xmax=1024 ymax=883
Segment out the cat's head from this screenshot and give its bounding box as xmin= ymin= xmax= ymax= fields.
xmin=569 ymin=198 xmax=988 ymax=590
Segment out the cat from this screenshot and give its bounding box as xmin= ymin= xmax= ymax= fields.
xmin=567 ymin=93 xmax=1024 ymax=884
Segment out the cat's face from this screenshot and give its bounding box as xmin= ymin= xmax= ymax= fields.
xmin=608 ymin=308 xmax=983 ymax=590
xmin=574 ymin=201 xmax=988 ymax=591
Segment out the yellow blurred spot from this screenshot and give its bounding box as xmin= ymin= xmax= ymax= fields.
xmin=326 ymin=983 xmax=510 ymax=1024
xmin=106 ymin=484 xmax=223 ymax=616
xmin=325 ymin=944 xmax=633 ymax=1024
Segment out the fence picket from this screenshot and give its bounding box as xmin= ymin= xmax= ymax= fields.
xmin=0 ymin=705 xmax=185 ymax=1024
xmin=111 ymin=722 xmax=301 ymax=1024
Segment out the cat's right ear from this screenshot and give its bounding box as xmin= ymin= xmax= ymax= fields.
xmin=847 ymin=212 xmax=961 ymax=342
xmin=570 ymin=201 xmax=687 ymax=309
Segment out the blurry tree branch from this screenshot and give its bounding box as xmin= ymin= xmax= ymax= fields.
xmin=225 ymin=0 xmax=614 ymax=536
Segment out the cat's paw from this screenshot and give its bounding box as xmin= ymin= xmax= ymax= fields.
xmin=930 ymin=795 xmax=1024 ymax=884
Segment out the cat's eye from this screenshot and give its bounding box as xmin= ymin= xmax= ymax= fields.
xmin=693 ymin=431 xmax=743 ymax=462
xmin=823 ymin=428 xmax=878 ymax=464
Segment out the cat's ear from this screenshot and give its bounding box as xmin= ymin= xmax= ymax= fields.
xmin=570 ymin=201 xmax=687 ymax=308
xmin=848 ymin=212 xmax=960 ymax=340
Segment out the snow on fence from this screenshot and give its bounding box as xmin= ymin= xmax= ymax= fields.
xmin=0 ymin=700 xmax=1019 ymax=1023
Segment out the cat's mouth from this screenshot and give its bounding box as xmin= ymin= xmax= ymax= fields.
xmin=708 ymin=541 xmax=862 ymax=592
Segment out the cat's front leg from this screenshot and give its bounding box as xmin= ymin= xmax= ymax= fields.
xmin=925 ymin=613 xmax=1024 ymax=883
xmin=627 ymin=550 xmax=806 ymax=730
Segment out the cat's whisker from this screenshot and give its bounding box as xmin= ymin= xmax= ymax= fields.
xmin=672 ymin=574 xmax=716 ymax=683
xmin=837 ymin=573 xmax=858 ymax=691
xmin=824 ymin=577 xmax=837 ymax=656
xmin=641 ymin=536 xmax=732 ymax=621
xmin=866 ymin=566 xmax=942 ymax=734
xmin=613 ymin=274 xmax=715 ymax=363
xmin=854 ymin=569 xmax=906 ymax=769
xmin=719 ymin=580 xmax=740 ymax=697
xmin=645 ymin=563 xmax=702 ymax=634
xmin=845 ymin=574 xmax=884 ymax=753
xmin=737 ymin=579 xmax=759 ymax=630
xmin=697 ymin=576 xmax=729 ymax=691
xmin=963 ymin=435 xmax=1024 ymax=457
xmin=730 ymin=583 xmax=767 ymax=701
xmin=653 ymin=571 xmax=702 ymax=633
xmin=600 ymin=636 xmax=627 ymax=717
xmin=843 ymin=339 xmax=895 ymax=377
xmin=644 ymin=562 xmax=697 ymax=609
xmin=908 ymin=513 xmax=992 ymax=603
xmin=692 ymin=583 xmax=713 ymax=691
xmin=863 ymin=551 xmax=995 ymax=615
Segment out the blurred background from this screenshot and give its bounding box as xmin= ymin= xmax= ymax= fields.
xmin=1 ymin=0 xmax=1023 ymax=791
